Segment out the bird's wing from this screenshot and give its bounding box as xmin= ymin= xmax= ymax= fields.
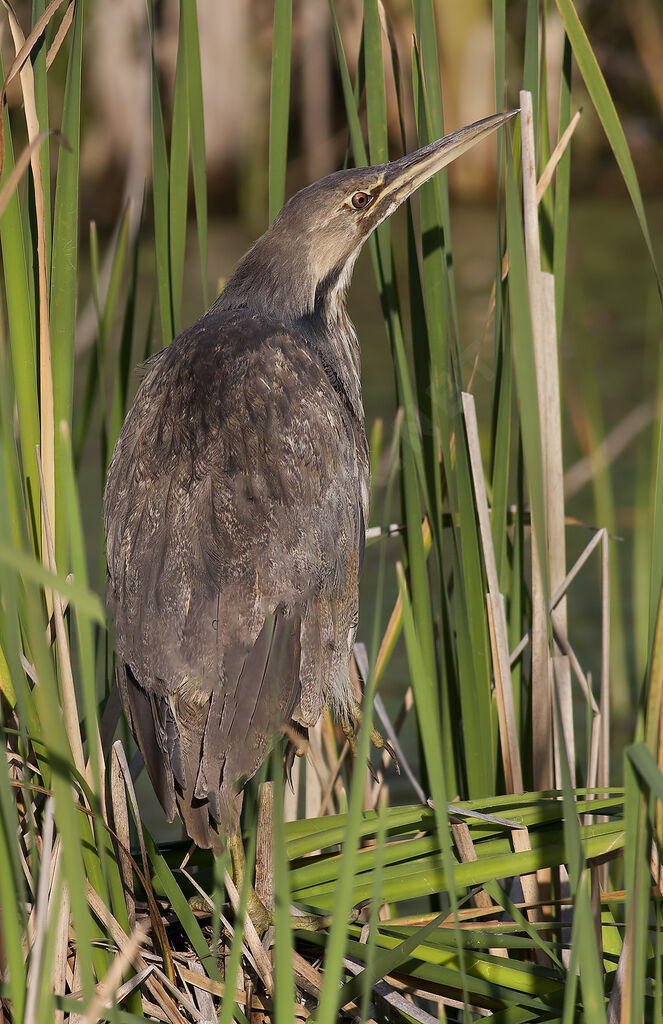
xmin=104 ymin=311 xmax=367 ymax=843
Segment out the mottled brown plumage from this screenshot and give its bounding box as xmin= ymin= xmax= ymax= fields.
xmin=104 ymin=112 xmax=516 ymax=853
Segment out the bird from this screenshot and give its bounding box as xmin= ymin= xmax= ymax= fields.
xmin=104 ymin=111 xmax=516 ymax=921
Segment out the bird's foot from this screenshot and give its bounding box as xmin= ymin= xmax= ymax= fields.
xmin=188 ymin=893 xmax=358 ymax=935
xmin=245 ymin=887 xmax=273 ymax=937
xmin=248 ymin=889 xmax=362 ymax=934
xmin=186 ymin=888 xmax=272 ymax=936
xmin=289 ymin=905 xmax=360 ymax=931
xmin=341 ymin=700 xmax=401 ymax=776
xmin=185 ymin=888 xmax=270 ymax=937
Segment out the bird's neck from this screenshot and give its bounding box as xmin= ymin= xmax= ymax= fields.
xmin=213 ymin=245 xmax=365 ymax=429
xmin=301 ymin=292 xmax=364 ymax=430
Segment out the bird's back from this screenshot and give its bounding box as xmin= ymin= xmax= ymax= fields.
xmin=104 ymin=308 xmax=368 ymax=846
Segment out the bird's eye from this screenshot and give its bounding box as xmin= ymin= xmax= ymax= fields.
xmin=351 ymin=191 xmax=372 ymax=210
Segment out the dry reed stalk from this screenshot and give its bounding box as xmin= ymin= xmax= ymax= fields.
xmin=549 ymin=614 xmax=601 ymax=787
xmin=462 ymin=391 xmax=523 ymax=793
xmin=599 ymin=530 xmax=611 ymax=789
xmin=223 ymin=871 xmax=274 ymax=996
xmin=80 ymin=921 xmax=147 ymax=1024
xmin=509 ymin=519 xmax=609 ymax=797
xmin=318 ymin=740 xmax=349 ymax=816
xmin=510 ymin=827 xmax=546 ymax=947
xmin=6 ymin=7 xmax=55 ymax=577
xmin=536 ymin=108 xmax=582 ymax=201
xmin=46 ymin=0 xmax=75 ymax=69
xmin=177 ymin=964 xmax=312 ymax=1018
xmin=24 ymin=797 xmax=56 ymax=1024
xmin=0 ymin=0 xmax=70 ymax=147
xmin=50 ymin=878 xmax=70 ymax=1024
xmin=551 ymin=528 xmax=605 ymax=605
xmin=522 ymin=89 xmax=573 ymax=797
xmin=552 ymin=656 xmax=576 ymax=787
xmin=255 ymin=782 xmax=274 ymax=913
xmin=178 ymin=959 xmax=216 ymax=1020
xmin=68 ymin=951 xmax=83 ymax=1024
xmin=45 ymin=573 xmax=73 ymax=647
xmin=450 ymin=820 xmax=501 ymax=928
xmin=109 ymin=744 xmax=136 ymax=928
xmin=35 ymin=447 xmax=86 ymax=781
xmin=487 ymin=109 xmax=582 ymax=322
xmin=85 ymin=881 xmax=186 ymax=1024
xmin=147 ymin=965 xmax=209 ymax=1023
xmin=382 ymin=974 xmax=492 ymax=1019
xmin=380 ymin=970 xmax=490 ymax=1021
xmin=520 ymin=90 xmax=555 ymax=796
xmin=110 ymin=741 xmax=174 ymax=979
xmin=597 ymin=530 xmax=612 ymax=887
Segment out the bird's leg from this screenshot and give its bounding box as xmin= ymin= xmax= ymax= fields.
xmin=341 ymin=698 xmax=401 ymax=774
xmin=229 ymin=830 xmax=346 ymax=933
xmin=228 ymin=830 xmax=273 ymax=937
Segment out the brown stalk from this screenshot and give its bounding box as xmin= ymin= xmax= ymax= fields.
xmin=222 ymin=871 xmax=274 ymax=996
xmin=450 ymin=821 xmax=503 ymax=943
xmin=462 ymin=391 xmax=523 ymax=793
xmin=176 ymin=964 xmax=311 ymax=1018
xmin=109 ymin=743 xmax=136 ymax=929
xmin=35 ymin=446 xmax=86 ymax=780
xmin=0 ymin=0 xmax=70 ymax=176
xmin=520 ymin=90 xmax=555 ymax=799
xmin=50 ymin=879 xmax=70 ymax=1024
xmin=111 ymin=740 xmax=174 ymax=981
xmin=177 ymin=959 xmax=216 ymax=1020
xmin=46 ymin=0 xmax=74 ymax=69
xmin=24 ymin=797 xmax=56 ymax=1023
xmin=85 ymin=881 xmax=186 ymax=1024
xmin=486 ymin=107 xmax=582 ymax=318
xmin=255 ymin=782 xmax=274 ymax=913
xmin=80 ymin=921 xmax=147 ymax=1024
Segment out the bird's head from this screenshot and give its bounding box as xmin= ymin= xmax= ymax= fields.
xmin=217 ymin=110 xmax=518 ymax=323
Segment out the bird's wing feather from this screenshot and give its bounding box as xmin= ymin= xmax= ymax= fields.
xmin=104 ymin=311 xmax=367 ymax=842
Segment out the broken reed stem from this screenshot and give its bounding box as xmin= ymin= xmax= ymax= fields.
xmin=487 ymin=108 xmax=582 ymax=321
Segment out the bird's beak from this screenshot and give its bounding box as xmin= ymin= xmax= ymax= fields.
xmin=379 ymin=110 xmax=519 ymax=210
